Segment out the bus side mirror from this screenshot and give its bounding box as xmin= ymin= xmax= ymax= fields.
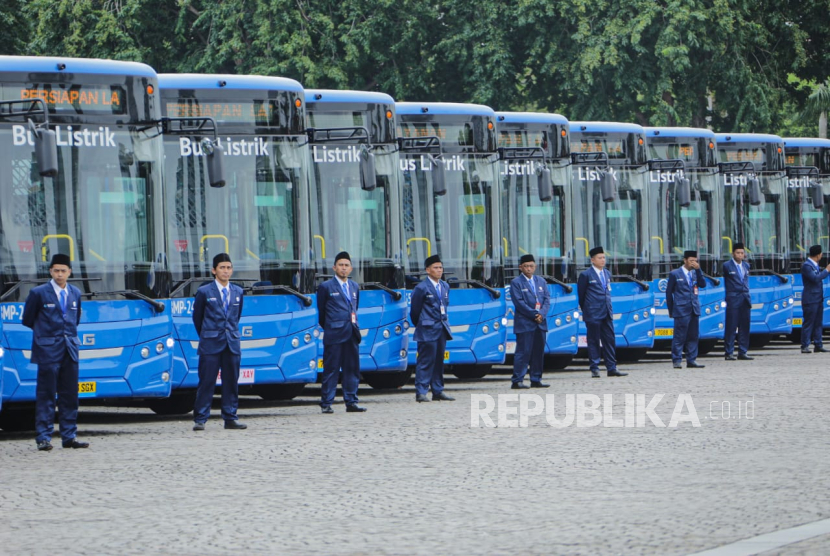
xmin=537 ymin=166 xmax=553 ymax=202
xmin=359 ymin=145 xmax=377 ymax=191
xmin=201 ymin=139 xmax=226 ymax=188
xmin=29 ymin=120 xmax=58 ymax=178
xmin=601 ymin=170 xmax=616 ymax=202
xmin=747 ymin=177 xmax=762 ymax=206
xmin=811 ymin=182 xmax=825 ymax=209
xmin=429 ymin=154 xmax=447 ymax=196
xmin=676 ymin=177 xmax=691 ymax=207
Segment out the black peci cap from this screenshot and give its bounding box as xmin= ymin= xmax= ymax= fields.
xmin=519 ymin=254 xmax=535 ymax=265
xmin=589 ymin=246 xmax=604 ymax=257
xmin=49 ymin=254 xmax=71 ymax=269
xmin=212 ymin=253 xmax=232 ymax=268
xmin=809 ymin=244 xmax=822 ymax=257
xmin=732 ymin=242 xmax=745 ymax=252
xmin=683 ymin=250 xmax=698 ymax=259
xmin=334 ymin=251 xmax=351 ymax=263
xmin=424 ymin=254 xmax=442 ymax=268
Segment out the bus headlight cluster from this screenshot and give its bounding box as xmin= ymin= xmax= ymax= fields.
xmin=155 ymin=342 xmax=164 ymax=354
xmin=291 ymin=337 xmax=300 ymax=348
xmin=140 ymin=347 xmax=150 ymax=358
xmin=383 ymin=329 xmax=391 ymax=339
xmin=482 ymin=325 xmax=489 ymax=334
xmin=166 ymin=337 xmax=175 ymax=348
xmin=304 ymin=333 xmax=312 ymax=343
xmin=394 ymin=325 xmax=402 ymax=335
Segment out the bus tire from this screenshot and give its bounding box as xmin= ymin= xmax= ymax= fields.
xmin=256 ymin=383 xmax=307 ymax=401
xmin=148 ymin=392 xmax=196 ymax=415
xmin=544 ymin=355 xmax=573 ymax=370
xmin=362 ymin=370 xmax=412 ymax=390
xmin=451 ymin=365 xmax=490 ymax=380
xmin=0 ymin=407 xmax=36 ymax=432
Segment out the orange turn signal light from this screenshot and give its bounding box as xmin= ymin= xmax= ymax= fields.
xmin=638 ymin=138 xmax=644 ymax=145
xmin=561 ymin=129 xmax=567 ymax=137
xmin=146 ymin=85 xmax=154 ymax=95
xmin=709 ymin=142 xmax=715 ymax=149
xmin=295 ymin=98 xmax=302 ymax=108
xmin=386 ymin=110 xmax=393 ymax=119
xmin=488 ymin=121 xmax=494 ymax=130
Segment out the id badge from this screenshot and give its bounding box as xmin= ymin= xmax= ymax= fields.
xmin=440 ymin=305 xmax=445 ymax=315
xmin=351 ymin=312 xmax=357 ymax=324
xmin=693 ymin=286 xmax=699 ymax=296
xmin=535 ymin=302 xmax=541 ymax=311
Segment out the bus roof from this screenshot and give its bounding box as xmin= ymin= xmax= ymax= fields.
xmin=305 ymin=89 xmax=394 ymax=104
xmin=783 ymin=137 xmax=830 ymax=148
xmin=645 ymin=127 xmax=716 ymax=139
xmin=159 ymin=73 xmax=302 ymax=93
xmin=0 ymin=55 xmax=156 ymax=77
xmin=715 ymin=132 xmax=783 ymax=144
xmin=496 ymin=111 xmax=568 ymax=126
xmin=396 ymin=102 xmax=495 ymax=117
xmin=571 ymin=121 xmax=644 ymax=134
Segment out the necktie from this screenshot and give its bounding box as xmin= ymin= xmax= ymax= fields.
xmin=735 ymin=262 xmax=742 ymax=280
xmin=60 ymin=290 xmax=67 ymax=314
xmin=222 ymin=288 xmax=229 ymax=314
xmin=435 ymin=282 xmax=441 ymax=299
xmin=688 ymin=271 xmax=695 ymax=290
xmin=342 ymin=282 xmax=350 ymax=307
xmin=529 ymin=277 xmax=538 ymax=303
xmin=599 ymin=270 xmax=606 ymax=290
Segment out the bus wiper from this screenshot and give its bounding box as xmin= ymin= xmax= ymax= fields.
xmin=243 ymin=284 xmax=313 ymax=306
xmin=1 ymin=278 xmax=102 ymax=302
xmin=540 ymin=275 xmax=574 ymax=294
xmin=80 ymin=289 xmax=165 ymax=313
xmin=449 ymin=279 xmax=501 ymax=299
xmin=611 ymin=275 xmax=650 ymax=290
xmin=170 ymin=277 xmax=209 ymax=298
xmin=361 ymin=282 xmax=403 ymax=301
xmin=700 ymin=271 xmax=721 ymax=286
xmin=748 ymin=269 xmax=789 ymax=283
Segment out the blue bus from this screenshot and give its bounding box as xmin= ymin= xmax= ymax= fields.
xmin=715 ymin=133 xmax=794 ymax=346
xmin=570 ymin=122 xmax=655 ymax=360
xmin=155 ymin=74 xmax=318 ymax=412
xmin=397 ymin=102 xmax=507 ymax=379
xmin=496 ymin=112 xmax=579 ymax=368
xmin=645 ymin=127 xmax=726 ymax=354
xmin=305 ymin=90 xmax=410 ymax=389
xmin=783 ymin=137 xmax=830 ymax=337
xmin=0 ymin=56 xmax=173 ymax=430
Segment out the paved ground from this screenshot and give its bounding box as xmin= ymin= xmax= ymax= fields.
xmin=1 ymin=338 xmax=828 ymax=555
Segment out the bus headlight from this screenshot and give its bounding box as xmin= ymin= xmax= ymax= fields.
xmin=721 ymin=301 xmax=727 ymax=308
xmin=493 ymin=320 xmax=500 ymax=330
xmin=291 ymin=337 xmax=300 ymax=348
xmin=304 ymin=333 xmax=312 ymax=343
xmin=0 ymin=347 xmax=4 ymax=357
xmin=570 ymin=336 xmax=576 ymax=343
xmin=403 ymin=321 xmax=410 ymax=330
xmin=395 ymin=325 xmax=402 ymax=335
xmin=166 ymin=337 xmax=175 ymax=348
xmin=573 ymin=311 xmax=580 ymax=319
xmin=313 ymin=328 xmax=321 ymax=338
xmin=633 ymin=314 xmax=639 ymax=321
xmin=774 ymin=304 xmax=779 ymax=310
xmin=650 ymin=308 xmax=656 ymax=315
xmin=383 ymin=329 xmax=391 ymax=339
xmin=555 ymin=318 xmax=562 ymax=326
xmin=643 ymin=311 xmax=649 ymax=319
xmin=647 ymin=330 xmax=653 ymax=337
xmin=482 ymin=325 xmax=489 ymax=334
xmin=565 ymin=314 xmax=572 ymax=322
xmin=498 ymin=344 xmax=504 ymax=352
xmin=790 ymin=297 xmax=795 ymax=305
xmin=400 ymin=350 xmax=407 ymax=358
xmin=501 ymin=317 xmax=508 ymax=326
xmin=155 ymin=342 xmax=164 ymax=354
xmin=140 ymin=347 xmax=150 ymax=359
xmin=309 ymin=360 xmax=316 ymax=369
xmin=161 ymin=372 xmax=170 ymax=382
xmin=705 ymin=308 xmax=711 ymax=315
xmin=714 ymin=303 xmax=720 ymax=311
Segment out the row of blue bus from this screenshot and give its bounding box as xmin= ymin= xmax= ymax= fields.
xmin=0 ymin=56 xmax=827 ymax=430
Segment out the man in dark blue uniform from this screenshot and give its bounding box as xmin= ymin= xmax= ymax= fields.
xmin=317 ymin=251 xmax=365 ymax=413
xmin=23 ymin=254 xmax=88 ymax=451
xmin=192 ymin=253 xmax=247 ymax=430
xmin=800 ymin=244 xmax=830 ymax=354
xmin=722 ymin=243 xmax=753 ymax=361
xmin=410 ymin=254 xmax=455 ymax=402
xmin=577 ymin=247 xmax=627 ymax=378
xmin=510 ymin=254 xmax=550 ymax=389
xmin=665 ymin=250 xmax=707 ymax=369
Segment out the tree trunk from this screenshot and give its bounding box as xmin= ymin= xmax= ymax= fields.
xmin=820 ymin=111 xmax=827 ymax=139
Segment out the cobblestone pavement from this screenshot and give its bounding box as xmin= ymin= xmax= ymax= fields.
xmin=1 ymin=339 xmax=829 ymax=555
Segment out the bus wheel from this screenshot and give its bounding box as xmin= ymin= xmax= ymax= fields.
xmin=148 ymin=392 xmax=196 ymax=415
xmin=698 ymin=340 xmax=717 ymax=355
xmin=616 ymin=348 xmax=647 ymax=363
xmin=0 ymin=407 xmax=36 ymax=432
xmin=452 ymin=365 xmax=490 ymax=380
xmin=362 ymin=370 xmax=412 ymax=390
xmin=256 ymin=383 xmax=307 ymax=401
xmin=544 ymin=355 xmax=573 ymax=370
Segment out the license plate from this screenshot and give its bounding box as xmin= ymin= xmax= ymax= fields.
xmin=216 ymin=369 xmax=255 ymax=385
xmin=505 ymin=341 xmax=516 ymax=354
xmin=792 ymin=318 xmax=803 ymax=326
xmin=578 ymin=335 xmax=587 ymax=347
xmin=655 ymin=328 xmax=674 ymax=337
xmin=444 ymin=351 xmax=450 ymax=361
xmin=318 ymin=359 xmax=324 ymax=369
xmin=78 ymin=381 xmax=96 ymax=395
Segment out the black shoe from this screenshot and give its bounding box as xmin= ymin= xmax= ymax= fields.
xmin=687 ymin=362 xmax=705 ymax=368
xmin=321 ymin=406 xmax=334 ymax=414
xmin=37 ymin=441 xmax=53 ymax=451
xmin=62 ymin=439 xmax=89 ymax=449
xmin=511 ymin=382 xmax=529 ymax=389
xmin=673 ymin=362 xmax=683 ymax=369
xmin=608 ymin=370 xmax=628 ymax=377
xmin=725 ymin=354 xmax=737 ymax=361
xmin=801 ymin=348 xmax=812 ymax=354
xmin=433 ymin=392 xmax=455 ymax=401
xmin=224 ymin=420 xmax=247 ymax=430
xmin=346 ymin=404 xmax=367 ymax=412
xmin=416 ymin=394 xmax=430 ymax=403
xmin=591 ymin=369 xmax=601 ymax=378
xmin=530 ymin=381 xmax=550 ymax=388
xmin=737 ymin=354 xmax=754 ymax=361
xmin=192 ymin=422 xmax=205 ymax=431
xmin=815 ymin=347 xmax=829 ymax=353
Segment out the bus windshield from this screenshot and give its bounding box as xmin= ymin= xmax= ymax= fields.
xmin=0 ymin=125 xmax=165 ymax=301
xmin=164 ymin=134 xmax=313 ymax=294
xmin=787 ymin=175 xmax=830 ymax=263
xmin=402 ymin=153 xmax=503 ymax=287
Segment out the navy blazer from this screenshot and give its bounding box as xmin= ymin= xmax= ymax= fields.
xmin=577 ymin=267 xmax=613 ymax=323
xmin=192 ymin=282 xmax=244 ymax=355
xmin=22 ymin=282 xmax=82 ymax=366
xmin=722 ymin=259 xmax=751 ymax=309
xmin=410 ymin=278 xmax=452 ymax=342
xmin=801 ymin=260 xmax=830 ymax=305
xmin=665 ymin=267 xmax=706 ymax=318
xmin=317 ymin=277 xmax=361 ymax=345
xmin=510 ymin=274 xmax=550 ymax=333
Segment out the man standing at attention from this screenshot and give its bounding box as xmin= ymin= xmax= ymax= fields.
xmin=665 ymin=250 xmax=707 ymax=369
xmin=192 ymin=253 xmax=247 ymax=430
xmin=410 ymin=255 xmax=455 ymax=402
xmin=577 ymin=246 xmax=627 ymax=378
xmin=800 ymin=244 xmax=830 ymax=354
xmin=510 ymin=254 xmax=550 ymax=389
xmin=23 ymin=254 xmax=88 ymax=451
xmin=317 ymin=251 xmax=366 ymax=413
xmin=722 ymin=243 xmax=753 ymax=361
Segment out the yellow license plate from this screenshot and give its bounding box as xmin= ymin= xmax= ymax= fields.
xmin=317 ymin=359 xmax=324 ymax=369
xmin=793 ymin=318 xmax=803 ymax=325
xmin=444 ymin=351 xmax=450 ymax=361
xmin=654 ymin=328 xmax=673 ymax=337
xmin=78 ymin=381 xmax=96 ymax=394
